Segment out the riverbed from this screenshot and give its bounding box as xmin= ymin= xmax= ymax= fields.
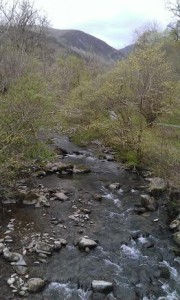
xmin=0 ymin=135 xmax=179 ymax=300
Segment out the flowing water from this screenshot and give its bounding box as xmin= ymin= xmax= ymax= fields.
xmin=0 ymin=135 xmax=179 ymax=300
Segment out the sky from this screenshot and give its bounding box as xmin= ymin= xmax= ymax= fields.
xmin=35 ymin=0 xmax=173 ymax=49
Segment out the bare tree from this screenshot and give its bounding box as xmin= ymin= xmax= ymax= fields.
xmin=0 ymin=0 xmax=48 ymax=52
xmin=166 ymin=0 xmax=180 ymax=18
xmin=166 ymin=0 xmax=180 ymax=40
xmin=0 ymin=0 xmax=48 ymax=92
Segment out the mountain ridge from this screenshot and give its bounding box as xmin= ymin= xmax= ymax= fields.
xmin=46 ymin=28 xmax=134 ymax=62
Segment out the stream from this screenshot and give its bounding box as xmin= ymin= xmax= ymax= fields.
xmin=0 ymin=135 xmax=179 ymax=300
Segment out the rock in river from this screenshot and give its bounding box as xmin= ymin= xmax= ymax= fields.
xmin=140 ymin=194 xmax=157 ymax=212
xmin=170 ymin=219 xmax=180 ymax=230
xmin=3 ymin=248 xmax=26 ymax=265
xmin=109 ymin=183 xmax=120 ymax=190
xmin=54 ymin=192 xmax=68 ymax=201
xmin=148 ymin=177 xmax=167 ymax=196
xmin=27 ymin=278 xmax=46 ymax=292
xmin=78 ymin=237 xmax=97 ymax=250
xmin=173 ymin=231 xmax=180 ymax=246
xmin=92 ymin=280 xmax=113 ymax=294
xmin=73 ymin=165 xmax=90 ymax=174
xmin=35 ymin=242 xmax=54 ymax=255
xmin=13 ymin=265 xmax=28 ymax=275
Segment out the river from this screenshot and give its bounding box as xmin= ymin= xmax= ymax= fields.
xmin=0 ymin=135 xmax=179 ymax=300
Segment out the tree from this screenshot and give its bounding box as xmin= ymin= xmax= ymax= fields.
xmin=0 ymin=0 xmax=48 ymax=53
xmin=0 ymin=0 xmax=48 ymax=92
xmin=166 ymin=0 xmax=180 ymax=40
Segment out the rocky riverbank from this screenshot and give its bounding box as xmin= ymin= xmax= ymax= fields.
xmin=0 ymin=135 xmax=179 ymax=299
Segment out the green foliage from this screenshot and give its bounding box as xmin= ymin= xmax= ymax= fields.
xmin=59 ymin=31 xmax=179 ymax=183
xmin=0 ymin=72 xmax=55 ymax=172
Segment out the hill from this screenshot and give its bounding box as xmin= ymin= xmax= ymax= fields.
xmin=46 ymin=28 xmax=133 ymax=62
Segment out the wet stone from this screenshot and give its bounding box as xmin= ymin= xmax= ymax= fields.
xmin=19 ymin=291 xmax=26 ymax=296
xmin=39 ymin=258 xmax=47 ymax=263
xmin=173 ymin=231 xmax=180 ymax=246
xmin=27 ymin=278 xmax=46 ymax=292
xmin=13 ymin=265 xmax=28 ymax=275
xmin=94 ymin=194 xmax=103 ymax=201
xmin=92 ymin=280 xmax=113 ymax=294
xmin=35 ymin=242 xmax=54 ymax=255
xmin=54 ymin=192 xmax=68 ymax=201
xmin=148 ymin=177 xmax=167 ymax=196
xmin=0 ymin=243 xmax=5 ymax=254
xmin=134 ymin=207 xmax=146 ymax=214
xmin=3 ymin=248 xmax=26 ymax=265
xmin=109 ymin=183 xmax=120 ymax=190
xmin=7 ymin=278 xmax=15 ymax=285
xmin=59 ymin=239 xmax=67 ymax=246
xmin=38 ymin=253 xmax=47 ymax=258
xmin=54 ymin=241 xmax=62 ymax=251
xmin=170 ymin=219 xmax=180 ymax=230
xmin=78 ymin=237 xmax=97 ymax=250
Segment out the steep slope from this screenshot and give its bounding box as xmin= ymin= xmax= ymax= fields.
xmin=46 ymin=28 xmax=125 ymax=62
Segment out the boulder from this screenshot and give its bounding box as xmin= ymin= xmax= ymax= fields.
xmin=22 ymin=190 xmax=39 ymax=205
xmin=73 ymin=165 xmax=90 ymax=174
xmin=92 ymin=280 xmax=113 ymax=294
xmin=7 ymin=277 xmax=15 ymax=286
xmin=27 ymin=278 xmax=46 ymax=292
xmin=173 ymin=232 xmax=180 ymax=246
xmin=148 ymin=177 xmax=167 ymax=195
xmin=78 ymin=237 xmax=97 ymax=250
xmin=3 ymin=248 xmax=26 ymax=265
xmin=170 ymin=219 xmax=180 ymax=230
xmin=35 ymin=195 xmax=50 ymax=207
xmin=35 ymin=242 xmax=54 ymax=255
xmin=54 ymin=241 xmax=62 ymax=251
xmin=109 ymin=183 xmax=120 ymax=190
xmin=54 ymin=192 xmax=68 ymax=201
xmin=45 ymin=162 xmax=73 ymax=174
xmin=141 ymin=195 xmax=155 ymax=208
xmin=13 ymin=265 xmax=28 ymax=275
xmin=59 ymin=239 xmax=67 ymax=246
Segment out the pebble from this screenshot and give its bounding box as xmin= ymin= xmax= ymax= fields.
xmin=4 ymin=235 xmax=13 ymax=240
xmin=21 ymin=286 xmax=28 ymax=291
xmin=39 ymin=258 xmax=47 ymax=263
xmin=19 ymin=291 xmax=26 ymax=296
xmin=7 ymin=278 xmax=15 ymax=285
xmin=38 ymin=253 xmax=47 ymax=258
xmin=4 ymin=231 xmax=11 ymax=235
xmin=0 ymin=243 xmax=5 ymax=254
xmin=60 ymin=239 xmax=67 ymax=246
xmin=5 ymin=238 xmax=13 ymax=243
xmin=54 ymin=241 xmax=61 ymax=251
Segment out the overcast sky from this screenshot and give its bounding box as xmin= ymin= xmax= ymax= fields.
xmin=36 ymin=0 xmax=173 ymax=49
